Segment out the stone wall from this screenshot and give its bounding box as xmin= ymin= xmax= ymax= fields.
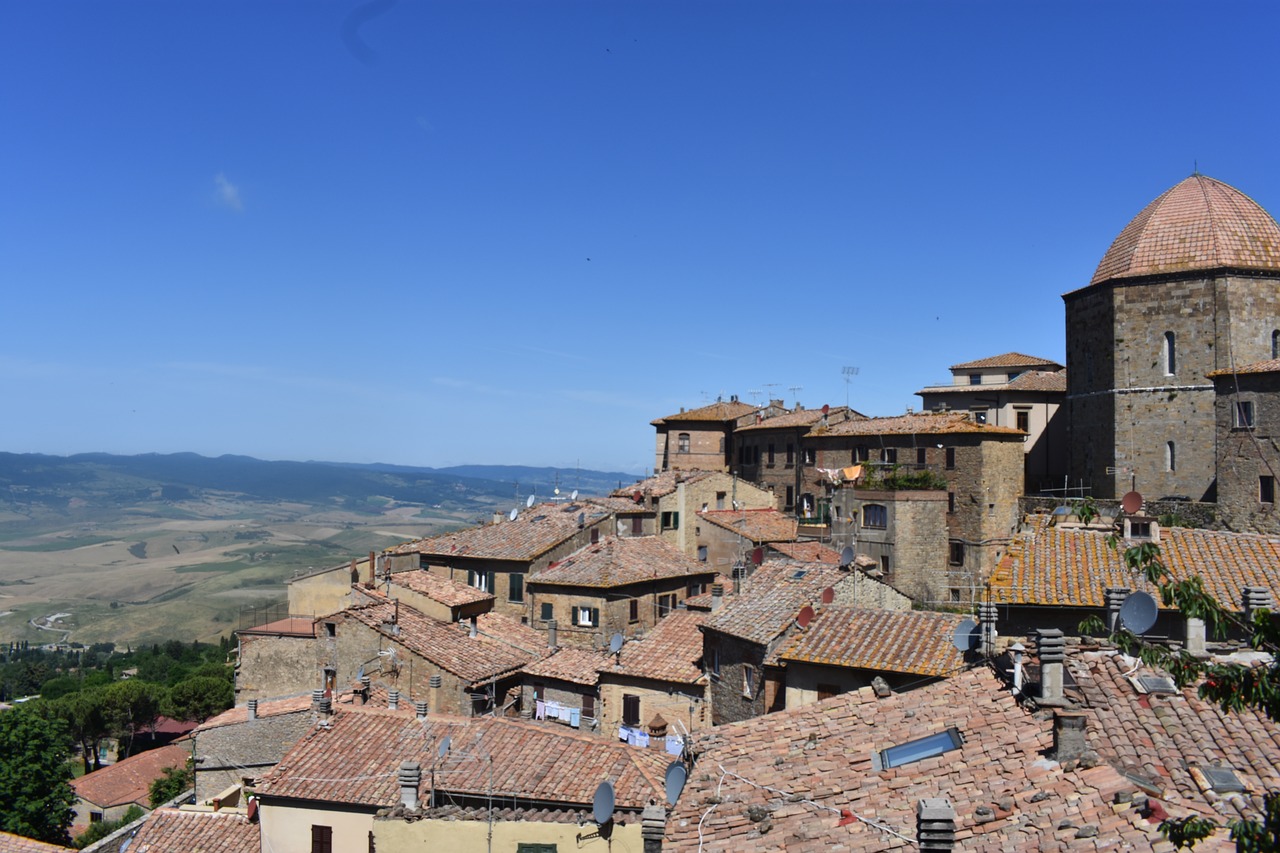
xmin=831 ymin=488 xmax=949 ymax=602
xmin=1017 ymin=496 xmax=1218 ymax=529
xmin=704 ymin=630 xmax=768 ymax=725
xmin=235 ymin=634 xmax=319 ymax=703
xmin=194 ymin=710 xmax=313 ymax=801
xmin=1214 ymin=371 xmax=1280 ymax=534
xmin=597 ymin=673 xmax=705 ymax=740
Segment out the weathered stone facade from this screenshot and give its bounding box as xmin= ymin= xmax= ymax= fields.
xmin=1213 ymin=367 xmax=1280 ymax=534
xmin=235 ymin=633 xmax=318 ymax=703
xmin=193 ymin=707 xmax=313 ymax=801
xmin=831 ymin=488 xmax=949 ymax=602
xmin=528 ymin=574 xmax=711 ymax=647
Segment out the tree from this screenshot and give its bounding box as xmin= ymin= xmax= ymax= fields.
xmin=100 ymin=680 xmax=162 ymax=758
xmin=0 ymin=707 xmax=76 ymax=845
xmin=149 ymin=763 xmax=193 ymax=807
xmin=163 ymin=675 xmax=233 ymax=723
xmin=47 ymin=688 xmax=109 ymax=773
xmin=71 ymin=804 xmax=143 ymax=849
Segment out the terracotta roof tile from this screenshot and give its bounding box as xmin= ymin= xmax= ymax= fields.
xmin=651 ymin=400 xmax=757 ymax=425
xmin=609 ymin=470 xmax=715 ymax=499
xmin=386 ymin=502 xmax=609 ymax=561
xmin=735 ymin=406 xmax=865 ymax=433
xmin=256 ymin=707 xmax=667 ymax=811
xmin=71 ymin=743 xmax=190 ymax=810
xmin=698 ymin=508 xmax=798 ymax=544
xmin=1208 ymin=358 xmax=1280 ymax=377
xmin=605 ymin=610 xmax=707 ymax=684
xmin=990 ymin=515 xmax=1280 ymax=610
xmin=126 ymin=808 xmax=258 ymax=853
xmin=808 ymin=411 xmax=1024 ymax=438
xmin=390 ymin=570 xmax=493 ymax=606
xmin=778 ymin=607 xmax=967 ymax=678
xmin=531 ymin=536 xmax=709 ymax=588
xmin=0 ymin=832 xmax=73 ymax=853
xmin=768 ymin=542 xmax=841 ymax=563
xmin=949 ymin=352 xmax=1064 ymax=371
xmin=522 ymin=646 xmax=612 ymax=686
xmin=1090 ymin=174 xmax=1280 ymax=286
xmin=197 ymin=694 xmax=313 ymax=731
xmin=703 ymin=561 xmax=848 ymax=646
xmin=666 ymin=667 xmax=1162 ymax=851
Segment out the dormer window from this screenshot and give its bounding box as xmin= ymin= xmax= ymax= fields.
xmin=1123 ymin=517 xmax=1159 ymax=543
xmin=969 ymin=374 xmax=981 ymax=386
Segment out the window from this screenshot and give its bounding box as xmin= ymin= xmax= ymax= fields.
xmin=767 ymin=443 xmax=775 ymax=466
xmin=630 ymin=516 xmax=643 ymax=536
xmin=89 ymin=812 xmax=103 ymax=824
xmin=708 ymin=646 xmax=720 ymax=678
xmin=883 ymin=448 xmax=897 ymax=464
xmin=716 ymin=491 xmax=726 ymax=510
xmin=540 ymin=602 xmax=553 ymax=621
xmin=742 ymin=664 xmax=757 ymax=699
xmin=817 ymin=683 xmax=838 ymax=701
xmin=785 ymin=443 xmax=794 ymax=466
xmin=950 ymin=588 xmax=962 ymax=604
xmin=1007 ymin=371 xmax=1019 ymax=381
xmin=658 ymin=593 xmax=676 ymax=616
xmin=467 ymin=569 xmax=493 ymax=593
xmin=803 ymin=448 xmax=815 ymax=465
xmin=1262 ymin=476 xmax=1276 ymax=504
xmin=1015 ymin=409 xmax=1030 ymax=432
xmin=575 ymin=606 xmax=600 ymax=627
xmin=949 ymin=542 xmax=964 ymax=566
xmin=969 ymin=374 xmax=981 ymax=386
xmin=877 ymin=727 xmax=964 ymax=770
xmin=629 ymin=599 xmax=639 ymax=623
xmin=1274 ymin=330 xmax=1280 ymax=360
xmin=533 ymin=683 xmax=544 ymax=701
xmin=697 ymin=545 xmax=708 ymax=562
xmin=1235 ymin=401 xmax=1256 ymax=429
xmin=661 ymin=511 xmax=680 ymax=530
xmin=1163 ymin=331 xmax=1176 ymax=375
xmin=945 ymin=447 xmax=956 ymax=469
xmin=854 ymin=445 xmax=869 ymax=463
xmin=687 ymin=580 xmax=706 ymax=597
xmin=517 ymin=845 xmax=558 ymax=853
xmin=784 ymin=486 xmax=794 ymax=509
xmin=311 ymin=825 xmax=333 ymax=853
xmin=590 ymin=528 xmax=600 ymax=545
xmin=916 ymin=447 xmax=927 ymax=465
xmin=863 ymin=504 xmax=887 ymax=529
xmin=677 ymin=433 xmax=690 ymax=453
xmin=947 ymin=492 xmax=956 ymax=513
xmin=324 ymin=622 xmax=336 ymax=638
xmin=880 ymin=555 xmax=891 ymax=573
xmin=971 ymin=408 xmax=987 ymax=425
xmin=622 ymin=693 xmax=641 ymax=726
xmin=508 ymin=573 xmax=524 ymax=603
xmin=1202 ymin=766 xmax=1246 ymax=794
xmin=1166 ymin=441 xmax=1176 ymax=473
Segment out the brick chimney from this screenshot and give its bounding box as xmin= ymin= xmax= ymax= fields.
xmin=1036 ymin=628 xmax=1066 ymax=705
xmin=978 ymin=601 xmax=997 ymax=657
xmin=917 ymin=798 xmax=956 ymax=851
xmin=367 ymin=551 xmax=377 ymax=587
xmin=398 ymin=760 xmax=421 ymax=810
xmin=641 ymin=800 xmax=667 ymax=853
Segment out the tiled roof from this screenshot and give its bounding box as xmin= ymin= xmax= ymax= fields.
xmin=605 ymin=610 xmax=707 ymax=684
xmin=1208 ymin=358 xmax=1280 ymax=377
xmin=919 ymin=370 xmax=1067 ymax=396
xmin=71 ymin=743 xmax=190 ymax=810
xmin=386 ymin=502 xmax=609 ymax=561
xmin=610 ymin=470 xmax=714 ymax=499
xmin=1071 ymin=648 xmax=1280 ymax=826
xmin=777 ymin=607 xmax=966 ymax=678
xmin=390 ymin=570 xmax=493 ymax=606
xmin=125 ymin=808 xmax=258 ymax=853
xmin=990 ymin=515 xmax=1280 ymax=610
xmin=0 ymin=832 xmax=73 ymax=853
xmin=1090 ymin=174 xmax=1280 ymax=286
xmin=666 ymin=667 xmax=1161 ymax=851
xmin=342 ymin=602 xmax=545 ymax=685
xmin=256 ymin=707 xmax=667 ymax=811
xmin=698 ymin=509 xmax=798 ymax=544
xmin=768 ymin=542 xmax=841 ymax=564
xmin=702 ymin=561 xmax=848 ymax=646
xmin=197 ymin=694 xmax=313 ymax=731
xmin=522 ymin=646 xmax=611 ymax=686
xmin=808 ymin=411 xmax=1024 ymax=438
xmin=530 ymin=536 xmax=710 ymax=588
xmin=949 ymin=352 xmax=1064 ymax=371
xmin=735 ymin=407 xmax=858 ymax=433
xmin=651 ymin=400 xmax=757 ymax=425
xmin=586 ymin=495 xmax=653 ymax=514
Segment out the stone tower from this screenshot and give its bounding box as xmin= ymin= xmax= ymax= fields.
xmin=1065 ymin=175 xmax=1280 ymax=500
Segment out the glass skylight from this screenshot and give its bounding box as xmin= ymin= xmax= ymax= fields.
xmin=877 ymin=727 xmax=963 ymax=770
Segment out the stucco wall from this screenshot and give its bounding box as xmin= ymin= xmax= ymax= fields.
xmin=259 ymin=801 xmax=374 ymax=853
xmin=235 ymin=634 xmax=319 ymax=703
xmin=373 ymin=814 xmax=645 ymax=852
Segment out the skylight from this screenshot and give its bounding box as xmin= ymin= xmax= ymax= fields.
xmin=1202 ymin=766 xmax=1246 ymax=793
xmin=1136 ymin=675 xmax=1178 ymax=695
xmin=876 ymin=726 xmax=964 ymax=770
xmin=791 ymin=570 xmax=809 ymax=580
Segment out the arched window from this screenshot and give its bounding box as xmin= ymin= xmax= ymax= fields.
xmin=1163 ymin=331 xmax=1176 ymax=376
xmin=1166 ymin=441 xmax=1176 ymax=472
xmin=1272 ymin=329 xmax=1279 ymax=359
xmin=677 ymin=433 xmax=690 ymax=454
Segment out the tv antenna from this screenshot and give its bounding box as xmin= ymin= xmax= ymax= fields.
xmin=842 ymin=366 xmax=859 ymax=409
xmin=788 ymin=385 xmax=803 ymax=406
xmin=747 ymin=388 xmax=763 ymax=406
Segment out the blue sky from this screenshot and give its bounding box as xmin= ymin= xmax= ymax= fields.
xmin=3 ymin=1 xmax=1279 ymax=474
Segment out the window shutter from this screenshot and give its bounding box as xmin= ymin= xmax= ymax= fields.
xmin=590 ymin=607 xmax=600 ymax=626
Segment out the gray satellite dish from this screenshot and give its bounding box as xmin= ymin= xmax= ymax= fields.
xmin=664 ymin=761 xmax=687 ymax=806
xmin=839 ymin=545 xmax=855 ymax=567
xmin=1119 ymin=591 xmax=1158 ymax=634
xmin=437 ymin=735 xmax=452 ymax=759
xmin=508 ymin=508 xmax=518 ymax=521
xmin=526 ymin=494 xmax=536 ymax=508
xmin=592 ymin=780 xmax=615 ymax=825
xmin=609 ymin=632 xmax=624 ymax=654
xmin=952 ymin=618 xmax=979 ymax=653
xmin=571 ymin=490 xmax=579 ymax=501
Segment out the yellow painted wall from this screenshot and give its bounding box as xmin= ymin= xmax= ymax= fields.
xmin=373 ymin=814 xmax=646 ymax=852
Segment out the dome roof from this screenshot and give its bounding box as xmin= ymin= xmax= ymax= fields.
xmin=1090 ymin=175 xmax=1280 ymax=285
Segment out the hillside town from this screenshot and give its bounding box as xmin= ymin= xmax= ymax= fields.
xmin=9 ymin=173 xmax=1280 ymax=852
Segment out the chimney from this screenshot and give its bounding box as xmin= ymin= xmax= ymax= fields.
xmin=547 ymin=619 xmax=558 ymax=649
xmin=710 ymin=583 xmax=724 ymax=612
xmin=388 ymin=689 xmax=400 ymax=711
xmin=1244 ymin=586 xmax=1274 ymax=622
xmin=732 ymin=565 xmax=743 ymax=595
xmin=247 ymin=699 xmax=258 ymax=721
xmin=360 ymin=675 xmax=371 ymax=703
xmin=978 ymin=601 xmax=998 ymax=657
xmin=1105 ymin=587 xmax=1130 ymax=633
xmin=1036 ymin=628 xmax=1066 ymax=705
xmin=1185 ymin=616 xmax=1207 ymax=656
xmin=916 ymin=798 xmax=956 ymax=852
xmin=1053 ymin=710 xmax=1088 ymax=763
xmin=469 ymin=616 xmax=478 ymax=638
xmin=641 ymin=800 xmax=667 ymax=853
xmin=415 ymin=700 xmax=428 ymax=722
xmin=350 ymin=558 xmax=358 ymax=583
xmin=493 ymin=510 xmax=504 ymax=525
xmin=367 ymin=551 xmax=377 ymax=587
xmin=398 ymin=760 xmax=422 ymax=810
xmin=312 ymin=688 xmax=331 ymax=720
xmin=430 ymin=674 xmax=442 ymax=712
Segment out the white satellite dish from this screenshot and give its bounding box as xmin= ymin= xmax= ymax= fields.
xmin=664 ymin=761 xmax=687 ymax=806
xmin=437 ymin=735 xmax=452 ymax=759
xmin=839 ymin=545 xmax=855 ymax=567
xmin=508 ymin=508 xmax=519 ymax=521
xmin=1119 ymin=591 xmax=1158 ymax=635
xmin=571 ymin=490 xmax=578 ymax=501
xmin=592 ymin=780 xmax=615 ymax=825
xmin=609 ymin=632 xmax=624 ymax=654
xmin=526 ymin=494 xmax=536 ymax=508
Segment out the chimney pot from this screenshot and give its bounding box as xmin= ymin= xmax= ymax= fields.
xmin=917 ymin=798 xmax=956 ymax=851
xmin=388 ymin=689 xmax=400 ymax=711
xmin=247 ymin=699 xmax=258 ymax=721
xmin=710 ymin=584 xmax=724 ymax=612
xmin=1185 ymin=616 xmax=1207 ymax=656
xmin=469 ymin=616 xmax=478 ymax=638
xmin=1036 ymin=629 xmax=1066 ymax=705
xmin=641 ymin=801 xmax=667 ymax=850
xmin=1105 ymin=586 xmax=1131 ymax=633
xmin=398 ymin=760 xmax=422 ymax=810
xmin=415 ymin=700 xmax=428 ymax=721
xmin=429 ymin=674 xmax=442 ymax=689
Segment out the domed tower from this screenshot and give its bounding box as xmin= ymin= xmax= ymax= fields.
xmin=1065 ymin=174 xmax=1280 ymax=500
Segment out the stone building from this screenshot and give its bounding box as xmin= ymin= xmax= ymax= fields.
xmin=518 ymin=644 xmax=612 ymax=734
xmin=830 ymin=486 xmax=950 ymax=602
xmin=610 ymin=469 xmax=775 ymax=557
xmin=191 ymin=693 xmax=314 ymax=801
xmin=1066 ymin=174 xmax=1280 ymax=500
xmin=1210 ymin=359 xmax=1280 ymax=534
xmin=652 ymin=397 xmax=759 ymax=472
xmin=916 ymin=352 xmax=1067 ymax=492
xmin=693 ymin=507 xmax=799 ymax=575
xmin=732 ymin=405 xmax=862 ymax=512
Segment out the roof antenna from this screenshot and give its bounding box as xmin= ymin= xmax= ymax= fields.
xmin=1193 ymin=159 xmax=1199 ymax=176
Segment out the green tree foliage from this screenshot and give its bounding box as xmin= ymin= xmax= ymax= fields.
xmin=101 ymin=680 xmax=162 ymax=758
xmin=0 ymin=707 xmax=76 ymax=845
xmin=72 ymin=804 xmax=143 ymax=849
xmin=47 ymin=688 xmax=109 ymax=773
xmin=149 ymin=763 xmax=193 ymax=807
xmin=163 ymin=675 xmax=233 ymax=723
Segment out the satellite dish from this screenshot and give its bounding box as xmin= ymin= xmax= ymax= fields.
xmin=526 ymin=494 xmax=535 ymax=508
xmin=592 ymin=780 xmax=615 ymax=826
xmin=554 ymin=487 xmax=560 ymax=495
xmin=437 ymin=735 xmax=452 ymax=759
xmin=633 ymin=490 xmax=643 ymax=503
xmin=509 ymin=508 xmax=519 ymax=521
xmin=822 ymin=404 xmax=830 ymax=415
xmin=839 ymin=546 xmax=854 ymax=567
xmin=609 ymin=632 xmax=624 ymax=654
xmin=821 ymin=587 xmax=835 ymax=605
xmin=952 ymin=618 xmax=979 ymax=653
xmin=1121 ymin=491 xmax=1144 ymax=515
xmin=797 ymin=605 xmax=815 ymax=628
xmin=1119 ymin=591 xmax=1158 ymax=634
xmin=751 ymin=547 xmax=763 ymax=565
xmin=571 ymin=490 xmax=579 ymax=501
xmin=664 ymin=761 xmax=687 ymax=806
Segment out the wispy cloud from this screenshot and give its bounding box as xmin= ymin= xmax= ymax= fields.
xmin=214 ymin=173 xmax=243 ymax=212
